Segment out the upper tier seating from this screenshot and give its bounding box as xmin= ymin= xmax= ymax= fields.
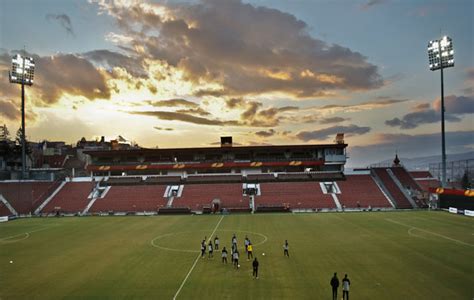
xmin=185 ymin=175 xmax=242 ymax=183
xmin=372 ymin=168 xmax=413 ymax=208
xmin=42 ymin=182 xmax=93 ymax=214
xmin=337 ymin=175 xmax=392 ymax=208
xmin=106 ymin=177 xmax=142 ymax=185
xmin=277 ymin=173 xmax=311 ymax=181
xmin=145 ymin=176 xmax=181 ymax=184
xmin=0 ymin=182 xmax=53 ymax=214
xmin=246 ymin=174 xmax=276 ymax=182
xmin=173 ymin=184 xmax=247 ymax=211
xmin=90 ymin=185 xmax=168 ymax=213
xmin=256 ymin=182 xmax=336 ymax=209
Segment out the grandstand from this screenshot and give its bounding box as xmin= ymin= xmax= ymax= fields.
xmin=1 ymin=138 xmax=470 ymax=217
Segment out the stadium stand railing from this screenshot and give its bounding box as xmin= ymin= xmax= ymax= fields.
xmin=371 ymin=168 xmax=414 ymax=209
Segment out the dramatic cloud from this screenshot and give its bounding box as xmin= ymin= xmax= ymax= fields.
xmin=36 ymin=54 xmax=111 ymax=104
xmin=296 ymin=124 xmax=371 ymax=141
xmin=175 ymin=107 xmax=210 ymax=116
xmin=224 ymin=97 xmax=298 ymax=127
xmin=319 ymin=98 xmax=408 ymax=113
xmin=0 ymin=100 xmax=20 ymax=120
xmin=154 ymin=127 xmax=174 ymax=131
xmin=386 ymin=95 xmax=473 ymax=129
xmin=83 ymin=49 xmax=146 ymax=77
xmin=130 ymin=111 xmax=240 ymax=126
xmin=0 ymin=51 xmax=111 ymax=105
xmin=147 ymin=99 xmax=198 ymax=108
xmin=46 ymin=14 xmax=75 ymax=36
xmin=433 ymin=95 xmax=474 ymax=115
xmin=95 ymin=0 xmax=383 ymax=98
xmin=349 ymin=131 xmax=474 ymax=167
xmin=320 ymin=117 xmax=350 ymax=124
xmin=255 ymin=129 xmax=276 ymax=138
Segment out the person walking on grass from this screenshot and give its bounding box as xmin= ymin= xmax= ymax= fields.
xmin=283 ymin=240 xmax=289 ymax=257
xmin=252 ymin=257 xmax=259 ymax=279
xmin=208 ymin=241 xmax=214 ymax=258
xmin=244 ymin=236 xmax=250 ymax=253
xmin=330 ymin=272 xmax=339 ymax=300
xmin=214 ymin=236 xmax=220 ymax=250
xmin=222 ymin=246 xmax=228 ymax=263
xmin=247 ymin=242 xmax=254 ymax=260
xmin=342 ymin=274 xmax=351 ymax=300
xmin=201 ymin=240 xmax=206 ymax=258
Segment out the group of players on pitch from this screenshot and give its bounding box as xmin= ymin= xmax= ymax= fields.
xmin=200 ymin=234 xmax=290 ymax=279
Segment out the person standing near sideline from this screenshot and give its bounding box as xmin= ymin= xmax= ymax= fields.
xmin=342 ymin=274 xmax=351 ymax=300
xmin=214 ymin=236 xmax=220 ymax=250
xmin=330 ymin=272 xmax=339 ymax=300
xmin=221 ymin=246 xmax=228 ymax=263
xmin=252 ymin=257 xmax=259 ymax=279
xmin=283 ymin=240 xmax=289 ymax=257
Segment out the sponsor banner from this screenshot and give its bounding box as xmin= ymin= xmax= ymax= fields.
xmin=464 ymin=210 xmax=474 ymax=217
xmin=0 ymin=216 xmax=8 ymax=222
xmin=448 ymin=207 xmax=458 ymax=214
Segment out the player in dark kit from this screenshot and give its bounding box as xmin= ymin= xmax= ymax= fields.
xmin=221 ymin=246 xmax=228 ymax=263
xmin=208 ymin=241 xmax=214 ymax=258
xmin=330 ymin=272 xmax=339 ymax=300
xmin=252 ymin=258 xmax=259 ymax=279
xmin=201 ymin=240 xmax=206 ymax=258
xmin=283 ymin=240 xmax=289 ymax=257
xmin=233 ymin=250 xmax=239 ymax=269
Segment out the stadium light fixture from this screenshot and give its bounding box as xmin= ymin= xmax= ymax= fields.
xmin=9 ymin=53 xmax=35 ymax=179
xmin=428 ymin=36 xmax=454 ymax=188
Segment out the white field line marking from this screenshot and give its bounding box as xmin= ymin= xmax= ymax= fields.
xmin=0 ymin=226 xmax=56 ymax=244
xmin=173 ymin=215 xmax=224 ymax=300
xmin=386 ymin=218 xmax=474 ymax=247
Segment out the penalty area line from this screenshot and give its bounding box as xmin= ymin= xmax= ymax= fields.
xmin=386 ymin=218 xmax=473 ymax=247
xmin=173 ymin=215 xmax=224 ymax=300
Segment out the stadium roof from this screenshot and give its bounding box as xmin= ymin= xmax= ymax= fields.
xmin=85 ymin=143 xmax=347 ymax=156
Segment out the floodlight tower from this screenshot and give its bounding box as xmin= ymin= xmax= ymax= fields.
xmin=9 ymin=53 xmax=35 ymax=179
xmin=428 ymin=36 xmax=454 ymax=187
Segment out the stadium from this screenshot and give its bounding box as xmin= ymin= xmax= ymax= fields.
xmin=1 ymin=0 xmax=473 ymax=299
xmin=1 ymin=135 xmax=473 ymax=299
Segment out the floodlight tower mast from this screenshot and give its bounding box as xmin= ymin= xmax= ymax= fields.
xmin=428 ymin=36 xmax=454 ymax=187
xmin=9 ymin=52 xmax=35 ymax=179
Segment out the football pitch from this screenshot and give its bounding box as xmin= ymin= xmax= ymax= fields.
xmin=1 ymin=211 xmax=473 ymax=299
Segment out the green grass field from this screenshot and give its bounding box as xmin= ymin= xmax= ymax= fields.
xmin=1 ymin=211 xmax=473 ymax=299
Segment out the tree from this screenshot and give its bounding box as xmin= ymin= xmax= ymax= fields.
xmin=0 ymin=124 xmax=9 ymax=141
xmin=461 ymin=170 xmax=470 ymax=189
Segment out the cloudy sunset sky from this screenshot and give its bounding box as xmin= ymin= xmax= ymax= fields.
xmin=0 ymin=0 xmax=472 ymax=167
